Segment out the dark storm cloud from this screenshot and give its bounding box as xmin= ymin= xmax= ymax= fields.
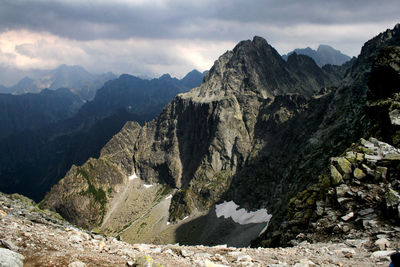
xmin=0 ymin=0 xmax=398 ymax=41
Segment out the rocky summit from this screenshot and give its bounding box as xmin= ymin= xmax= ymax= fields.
xmin=38 ymin=23 xmax=400 ymax=262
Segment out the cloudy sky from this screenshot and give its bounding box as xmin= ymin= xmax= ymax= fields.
xmin=0 ymin=0 xmax=399 ymax=85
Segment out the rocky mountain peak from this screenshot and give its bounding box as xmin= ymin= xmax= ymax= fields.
xmin=187 ymin=35 xmax=338 ymax=102
xmin=287 ymin=52 xmax=318 ymax=68
xmin=350 ymin=23 xmax=400 ymax=80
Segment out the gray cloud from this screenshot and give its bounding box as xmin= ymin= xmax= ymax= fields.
xmin=0 ymin=0 xmax=398 ymax=41
xmin=0 ymin=0 xmax=398 ymax=80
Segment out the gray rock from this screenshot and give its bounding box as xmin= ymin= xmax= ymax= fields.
xmin=68 ymin=261 xmax=86 ymax=267
xmin=69 ymin=234 xmax=84 ymax=243
xmin=330 ymin=165 xmax=343 ymax=185
xmin=194 ymin=252 xmax=212 ymax=259
xmin=370 ymin=250 xmax=396 ymax=259
xmin=353 ymin=168 xmax=366 ymax=180
xmin=336 ymin=184 xmax=350 ymax=198
xmin=337 ymin=197 xmax=351 ymax=204
xmin=0 ymin=239 xmax=19 ymax=252
xmin=331 ymin=157 xmax=353 ymax=175
xmin=386 ymin=188 xmax=400 ymax=208
xmin=345 ymin=151 xmax=357 ymax=161
xmin=293 ymin=258 xmax=316 ymax=267
xmin=315 ymin=201 xmax=324 ymax=216
xmin=374 ymin=166 xmax=387 ymax=180
xmin=0 ymin=248 xmax=24 ymax=267
xmin=365 ymin=154 xmax=382 ymax=163
xmin=341 ymin=212 xmax=354 ymax=221
xmin=389 ymin=109 xmax=400 ymax=125
xmin=383 ymin=154 xmax=400 ymax=160
xmin=359 ymin=208 xmax=374 ymax=216
xmin=181 ymin=249 xmax=194 ymax=257
xmin=375 ymin=238 xmax=390 ymax=250
xmin=204 ymin=260 xmax=230 ymax=267
xmin=236 ymin=254 xmax=253 ymax=262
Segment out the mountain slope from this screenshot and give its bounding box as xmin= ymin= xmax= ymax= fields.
xmin=282 ymin=45 xmax=352 ymax=67
xmin=42 ymin=36 xmax=346 ymax=246
xmin=0 ymin=71 xmax=203 ymax=202
xmin=254 ymin=45 xmax=400 ymax=247
xmin=0 ymin=88 xmax=83 ymax=140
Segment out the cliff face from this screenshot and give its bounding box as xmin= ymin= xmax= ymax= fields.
xmin=43 ymin=24 xmax=400 ymax=246
xmin=254 ymin=45 xmax=400 ymax=247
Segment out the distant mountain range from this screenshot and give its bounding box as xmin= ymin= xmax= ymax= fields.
xmin=0 ymin=69 xmax=205 ymax=201
xmin=0 ymin=65 xmax=117 ymax=100
xmin=282 ymin=45 xmax=352 ymax=67
xmin=0 ymin=88 xmax=83 ymax=140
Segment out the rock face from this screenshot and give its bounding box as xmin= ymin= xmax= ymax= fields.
xmin=44 ymin=24 xmax=400 ymax=247
xmin=367 ymin=46 xmax=400 ymax=146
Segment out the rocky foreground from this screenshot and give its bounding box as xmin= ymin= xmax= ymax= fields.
xmin=0 ymin=193 xmax=397 ymax=266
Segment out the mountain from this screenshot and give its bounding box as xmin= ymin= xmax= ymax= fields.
xmin=180 ymin=69 xmax=205 ymax=88
xmin=42 ymin=24 xmax=400 ymax=248
xmin=79 ymin=72 xmax=198 ymax=121
xmin=0 ymin=71 xmax=204 ymax=202
xmin=0 ymin=65 xmax=117 ymax=100
xmin=41 ymin=35 xmax=350 ymax=246
xmin=0 ymin=88 xmax=84 ymax=140
xmin=282 ymin=44 xmax=352 ymax=67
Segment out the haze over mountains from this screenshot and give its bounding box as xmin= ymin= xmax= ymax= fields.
xmin=282 ymin=44 xmax=352 ymax=67
xmin=0 ymin=64 xmax=117 ymax=100
xmin=0 ymin=88 xmax=83 ymax=140
xmin=0 ymin=69 xmax=205 ymax=201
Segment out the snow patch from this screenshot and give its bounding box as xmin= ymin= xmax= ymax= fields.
xmin=182 ymin=216 xmax=189 ymax=220
xmin=166 ymin=222 xmax=170 ymax=225
xmin=165 ymin=194 xmax=172 ymax=200
xmin=143 ymin=184 xmax=153 ymax=188
xmin=215 ymin=201 xmax=272 ymax=225
xmin=128 ymin=172 xmax=139 ymax=180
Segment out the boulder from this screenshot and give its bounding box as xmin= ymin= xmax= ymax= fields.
xmin=332 ymin=157 xmax=353 ymax=175
xmin=375 ymin=238 xmax=391 ymax=250
xmin=330 ymin=165 xmax=343 ymax=185
xmin=341 ymin=212 xmax=354 ymax=221
xmin=0 ymin=248 xmax=24 ymax=267
xmin=353 ymin=168 xmax=366 ymax=180
xmin=68 ymin=261 xmax=86 ymax=267
xmin=370 ymin=250 xmax=396 ymax=259
xmin=389 ymin=109 xmax=400 ymax=125
xmin=386 ymin=188 xmax=400 ymax=208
